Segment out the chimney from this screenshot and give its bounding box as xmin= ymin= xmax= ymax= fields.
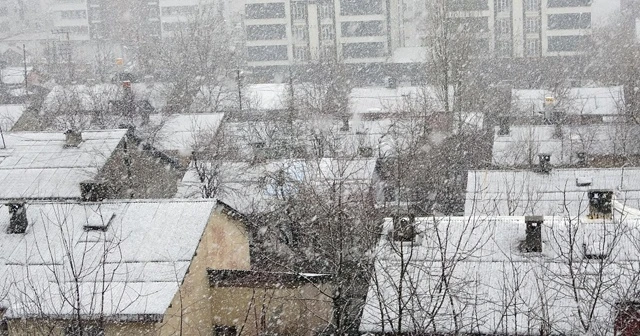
xmin=522 ymin=216 xmax=543 ymax=253
xmin=340 ymin=116 xmax=350 ymax=131
xmin=538 ymin=154 xmax=551 ymax=174
xmin=7 ymin=202 xmax=28 ymax=234
xmin=498 ymin=116 xmax=510 ymax=135
xmin=64 ymin=130 xmax=83 ymax=148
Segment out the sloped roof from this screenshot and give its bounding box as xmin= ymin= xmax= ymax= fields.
xmin=465 ymin=168 xmax=640 ymax=216
xmin=0 ymin=129 xmax=127 ymax=200
xmin=1 ymin=67 xmax=31 ymax=85
xmin=511 ymin=86 xmax=624 ymax=116
xmin=349 ymin=86 xmax=446 ymax=114
xmin=491 ymin=124 xmax=640 ymax=167
xmin=177 ymin=158 xmax=378 ymax=213
xmin=0 ymin=199 xmax=218 ymax=319
xmin=360 ymin=215 xmax=640 ymax=335
xmin=0 ymin=105 xmax=25 ymax=131
xmin=153 ymin=113 xmax=225 ymax=155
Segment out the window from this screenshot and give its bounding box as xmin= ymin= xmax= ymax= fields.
xmin=292 ymin=25 xmax=307 ymax=41
xmin=341 ymin=21 xmax=384 ymax=37
xmin=495 ymin=18 xmax=510 ymax=35
xmin=342 ymin=42 xmax=385 ymax=59
xmin=524 ymin=17 xmax=540 ymax=34
xmin=495 ymin=0 xmax=510 ymax=12
xmin=588 ymin=190 xmax=613 ymax=219
xmin=547 ymin=35 xmax=588 ymax=52
xmin=247 ymin=45 xmax=288 ymax=62
xmin=320 ymin=44 xmax=335 ymax=59
xmin=525 ymin=38 xmax=540 ymax=57
xmin=547 ymin=0 xmax=592 ymax=7
xmin=246 ymin=24 xmax=287 ymax=41
xmin=319 ymin=1 xmax=333 ymax=19
xmin=548 ymin=13 xmax=591 ymax=30
xmin=447 ymin=17 xmax=489 ymax=33
xmin=294 ymin=46 xmax=308 ymax=61
xmin=213 ymin=325 xmax=237 ymax=336
xmin=525 ymin=0 xmax=540 ymax=11
xmin=321 ymin=24 xmax=335 ymax=40
xmin=496 ymin=40 xmax=512 ymax=57
xmin=60 ymin=10 xmax=87 ymax=20
xmin=521 ymin=217 xmax=543 ymax=253
xmin=245 ymin=3 xmax=286 ymax=19
xmin=161 ymin=5 xmax=196 ymax=16
xmin=392 ymin=216 xmax=416 ymax=242
xmin=291 ymin=2 xmax=307 ymax=20
xmin=448 ymin=0 xmax=489 ymax=11
xmin=340 ymin=0 xmax=383 ymax=16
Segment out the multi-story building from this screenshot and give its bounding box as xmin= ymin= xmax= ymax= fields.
xmin=445 ymin=0 xmax=593 ymax=58
xmin=243 ymin=0 xmax=396 ymax=69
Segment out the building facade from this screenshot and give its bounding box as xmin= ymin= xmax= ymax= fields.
xmin=243 ymin=0 xmax=398 ymax=68
xmin=446 ymin=0 xmax=593 ymax=58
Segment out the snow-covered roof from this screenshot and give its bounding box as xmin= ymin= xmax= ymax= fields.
xmin=177 ymin=158 xmax=378 ymax=213
xmin=0 ymin=199 xmax=218 ymax=319
xmin=153 ymin=113 xmax=225 ymax=155
xmin=220 ymin=116 xmax=393 ymax=160
xmin=389 ymin=47 xmax=428 ymax=64
xmin=361 ymin=215 xmax=640 ymax=335
xmin=465 ymin=168 xmax=640 ymax=216
xmin=0 ymin=129 xmax=127 ymax=200
xmin=0 ymin=105 xmax=25 ymax=131
xmin=42 ymin=83 xmax=172 ymax=113
xmin=491 ymin=124 xmax=640 ymax=167
xmin=1 ymin=67 xmax=31 ymax=85
xmin=349 ymin=86 xmax=446 ymax=114
xmin=511 ymin=86 xmax=624 ymax=116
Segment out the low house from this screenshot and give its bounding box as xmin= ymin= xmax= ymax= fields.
xmin=0 ymin=129 xmax=181 ymax=201
xmin=464 ymin=168 xmax=640 ymax=216
xmin=360 ymin=213 xmax=640 ymax=335
xmin=150 ymin=113 xmax=225 ymax=162
xmin=177 ymin=157 xmax=380 ymax=214
xmin=511 ymin=86 xmax=625 ymax=123
xmin=491 ymin=124 xmax=640 ymax=168
xmin=0 ymin=199 xmax=332 ymax=335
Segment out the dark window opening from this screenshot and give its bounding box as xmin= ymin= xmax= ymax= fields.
xmin=548 ymin=13 xmax=591 ymax=30
xmin=340 ymin=0 xmax=383 ymax=15
xmin=548 ymin=0 xmax=592 ymax=7
xmin=245 ymin=3 xmax=286 ymax=19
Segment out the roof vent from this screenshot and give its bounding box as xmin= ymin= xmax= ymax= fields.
xmin=64 ymin=130 xmax=83 ymax=148
xmin=392 ymin=215 xmax=416 ymax=242
xmin=538 ymin=154 xmax=551 ymax=174
xmin=7 ymin=202 xmax=27 ymax=234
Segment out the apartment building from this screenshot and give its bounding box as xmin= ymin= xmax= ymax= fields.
xmin=244 ymin=0 xmax=397 ymax=69
xmin=0 ymin=0 xmax=48 ymax=39
xmin=446 ymin=0 xmax=593 ymax=58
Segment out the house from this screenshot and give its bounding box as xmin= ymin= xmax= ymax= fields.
xmin=491 ymin=124 xmax=640 ymax=168
xmin=464 ymin=168 xmax=640 ymax=216
xmin=0 ymin=199 xmax=332 ymax=335
xmin=360 ymin=213 xmax=640 ymax=335
xmin=0 ymin=129 xmax=181 ymax=201
xmin=150 ymin=113 xmax=225 ymax=160
xmin=511 ymin=86 xmax=625 ymax=123
xmin=177 ymin=157 xmax=379 ymax=214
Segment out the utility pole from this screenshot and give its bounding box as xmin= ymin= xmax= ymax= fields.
xmin=235 ymin=69 xmax=243 ymax=114
xmin=22 ymin=44 xmax=28 ymax=98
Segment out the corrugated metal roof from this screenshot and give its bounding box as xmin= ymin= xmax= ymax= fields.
xmin=0 ymin=199 xmax=217 ymax=318
xmin=492 ymin=124 xmax=640 ymax=167
xmin=0 ymin=129 xmax=126 ymax=200
xmin=361 ymin=215 xmax=640 ymax=334
xmin=465 ymin=168 xmax=640 ymax=216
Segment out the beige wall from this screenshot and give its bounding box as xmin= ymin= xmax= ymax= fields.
xmin=209 ymin=284 xmax=333 ymax=336
xmin=157 ymin=206 xmax=252 ymax=336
